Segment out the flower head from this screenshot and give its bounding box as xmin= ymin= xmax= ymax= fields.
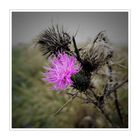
xmin=80 ymin=31 xmax=113 ymax=73
xmin=36 ymin=25 xmax=71 ymax=58
xmin=43 ymin=53 xmax=81 ymax=90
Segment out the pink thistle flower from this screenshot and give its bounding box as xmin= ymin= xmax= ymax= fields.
xmin=43 ymin=53 xmax=81 ymax=90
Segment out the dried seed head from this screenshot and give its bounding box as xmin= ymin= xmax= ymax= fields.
xmin=80 ymin=31 xmax=113 ymax=73
xmin=35 ymin=25 xmax=72 ymax=58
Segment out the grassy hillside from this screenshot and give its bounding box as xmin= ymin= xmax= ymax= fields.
xmin=12 ymin=43 xmax=128 ymax=128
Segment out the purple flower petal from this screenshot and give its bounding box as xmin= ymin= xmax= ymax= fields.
xmin=43 ymin=52 xmax=81 ymax=90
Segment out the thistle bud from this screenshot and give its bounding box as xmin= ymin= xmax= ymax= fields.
xmin=71 ymin=71 xmax=91 ymax=92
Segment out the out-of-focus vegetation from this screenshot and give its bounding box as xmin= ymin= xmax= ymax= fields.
xmin=12 ymin=43 xmax=128 ymax=128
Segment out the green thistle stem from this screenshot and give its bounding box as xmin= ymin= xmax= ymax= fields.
xmin=72 ymin=36 xmax=81 ymax=62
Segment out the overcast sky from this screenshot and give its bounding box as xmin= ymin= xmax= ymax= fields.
xmin=12 ymin=12 xmax=128 ymax=46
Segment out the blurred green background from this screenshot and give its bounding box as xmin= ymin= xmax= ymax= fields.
xmin=12 ymin=43 xmax=128 ymax=128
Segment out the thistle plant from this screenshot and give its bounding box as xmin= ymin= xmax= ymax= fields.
xmin=36 ymin=25 xmax=128 ymax=128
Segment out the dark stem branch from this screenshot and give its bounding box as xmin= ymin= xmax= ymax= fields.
xmin=54 ymin=92 xmax=78 ymax=116
xmin=109 ymin=79 xmax=128 ymax=94
xmin=107 ymin=61 xmax=127 ymax=127
xmin=86 ymin=89 xmax=113 ymax=127
xmin=66 ymin=92 xmax=85 ymax=100
xmin=88 ymin=78 xmax=128 ymax=127
xmin=114 ymin=89 xmax=124 ymax=127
